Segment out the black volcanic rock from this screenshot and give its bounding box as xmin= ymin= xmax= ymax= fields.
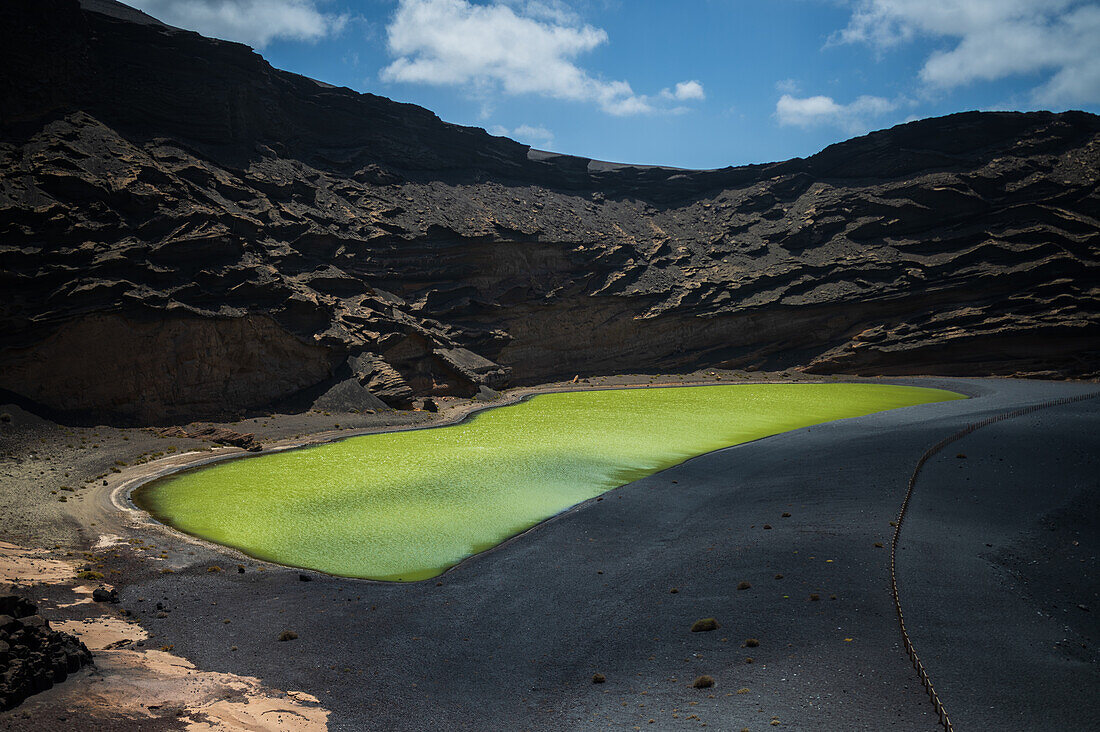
xmin=0 ymin=0 xmax=1097 ymax=423
xmin=0 ymin=596 xmax=93 ymax=711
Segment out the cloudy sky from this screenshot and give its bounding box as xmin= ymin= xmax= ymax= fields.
xmin=128 ymin=0 xmax=1100 ymax=168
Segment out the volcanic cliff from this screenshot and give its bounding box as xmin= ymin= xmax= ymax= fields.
xmin=1 ymin=0 xmax=1098 ymax=423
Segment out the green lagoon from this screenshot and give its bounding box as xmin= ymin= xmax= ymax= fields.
xmin=134 ymin=383 xmax=964 ymax=580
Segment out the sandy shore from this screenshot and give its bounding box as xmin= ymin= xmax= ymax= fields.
xmin=0 ymin=370 xmax=1096 ymax=730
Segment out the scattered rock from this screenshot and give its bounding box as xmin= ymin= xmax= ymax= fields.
xmin=298 ymin=573 xmax=313 ymax=582
xmin=737 ymin=581 xmax=751 ymax=590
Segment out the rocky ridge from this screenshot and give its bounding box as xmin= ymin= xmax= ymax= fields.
xmin=1 ymin=0 xmax=1097 ymax=423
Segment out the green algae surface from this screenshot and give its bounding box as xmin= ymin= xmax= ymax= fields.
xmin=135 ymin=383 xmax=964 ymax=580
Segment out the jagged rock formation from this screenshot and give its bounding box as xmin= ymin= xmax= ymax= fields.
xmin=0 ymin=595 xmax=93 ymax=711
xmin=1 ymin=0 xmax=1097 ymax=422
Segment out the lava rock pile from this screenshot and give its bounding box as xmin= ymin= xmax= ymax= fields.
xmin=0 ymin=595 xmax=93 ymax=711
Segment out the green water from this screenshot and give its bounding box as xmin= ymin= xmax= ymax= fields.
xmin=135 ymin=383 xmax=963 ymax=580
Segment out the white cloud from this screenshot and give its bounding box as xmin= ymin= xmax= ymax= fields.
xmin=502 ymin=0 xmax=580 ymax=25
xmin=487 ymin=124 xmax=555 ymax=148
xmin=669 ymin=80 xmax=706 ymax=101
xmin=129 ymin=0 xmax=346 ymax=48
xmin=513 ymin=124 xmax=555 ymax=147
xmin=775 ymin=93 xmax=897 ymax=133
xmin=380 ymin=0 xmax=702 ymax=115
xmin=775 ymin=78 xmax=801 ymax=95
xmin=833 ymin=0 xmax=1100 ymax=106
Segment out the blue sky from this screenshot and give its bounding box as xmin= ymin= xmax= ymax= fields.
xmin=130 ymin=0 xmax=1100 ymax=169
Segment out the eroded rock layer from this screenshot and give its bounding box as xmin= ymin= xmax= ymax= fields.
xmin=1 ymin=0 xmax=1097 ymax=422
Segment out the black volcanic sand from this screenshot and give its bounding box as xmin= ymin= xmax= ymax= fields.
xmin=897 ymin=396 xmax=1099 ymax=730
xmin=2 ymin=376 xmax=1098 ymax=730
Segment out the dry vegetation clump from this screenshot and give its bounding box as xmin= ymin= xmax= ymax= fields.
xmin=691 ymin=618 xmax=720 ymax=632
xmin=692 ymin=675 xmax=715 ymax=689
xmin=591 ymin=673 xmax=605 ymax=684
xmin=737 ymin=581 xmax=751 ymax=590
xmin=278 ymin=630 xmax=298 ymax=641
xmin=744 ymin=638 xmax=759 ymax=648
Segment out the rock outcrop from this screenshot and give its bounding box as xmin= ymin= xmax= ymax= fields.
xmin=154 ymin=424 xmax=262 ymax=451
xmin=0 ymin=595 xmax=94 ymax=711
xmin=1 ymin=0 xmax=1097 ymax=422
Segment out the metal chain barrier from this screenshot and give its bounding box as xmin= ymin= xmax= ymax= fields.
xmin=890 ymin=390 xmax=1100 ymax=731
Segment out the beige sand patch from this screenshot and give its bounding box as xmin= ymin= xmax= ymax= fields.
xmin=65 ymin=649 xmax=328 ymax=731
xmin=53 ymin=615 xmax=147 ymax=651
xmin=0 ymin=540 xmax=74 ymax=584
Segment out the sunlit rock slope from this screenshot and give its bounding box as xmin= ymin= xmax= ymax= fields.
xmin=1 ymin=0 xmax=1097 ymax=422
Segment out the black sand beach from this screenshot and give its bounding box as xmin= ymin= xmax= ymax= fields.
xmin=1 ymin=376 xmax=1096 ymax=730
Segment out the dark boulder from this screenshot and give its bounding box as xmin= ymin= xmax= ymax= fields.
xmin=91 ymin=587 xmax=118 ymax=603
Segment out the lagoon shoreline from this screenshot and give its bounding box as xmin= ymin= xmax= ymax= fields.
xmin=0 ymin=371 xmax=1096 ymax=730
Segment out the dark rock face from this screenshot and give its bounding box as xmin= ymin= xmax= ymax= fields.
xmin=155 ymin=424 xmax=261 ymax=451
xmin=1 ymin=0 xmax=1097 ymax=423
xmin=0 ymin=596 xmax=94 ymax=711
